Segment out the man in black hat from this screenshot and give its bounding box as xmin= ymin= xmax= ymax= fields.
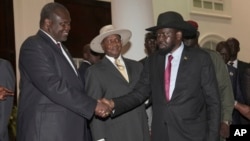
xmin=102 ymin=11 xmax=221 ymax=141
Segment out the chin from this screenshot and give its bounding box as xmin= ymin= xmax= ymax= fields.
xmin=158 ymin=47 xmax=173 ymax=56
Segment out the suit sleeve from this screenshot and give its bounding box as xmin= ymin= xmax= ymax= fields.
xmin=112 ymin=58 xmax=151 ymax=117
xmin=85 ymin=68 xmax=106 ymax=140
xmin=19 ymin=40 xmax=96 ymax=119
xmin=200 ymin=54 xmax=221 ymax=141
xmin=0 ymin=59 xmax=15 ymax=140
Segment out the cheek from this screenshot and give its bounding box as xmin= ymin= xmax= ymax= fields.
xmin=166 ymin=37 xmax=171 ymax=43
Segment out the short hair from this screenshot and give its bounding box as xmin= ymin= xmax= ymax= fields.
xmin=39 ymin=2 xmax=67 ymax=27
xmin=226 ymin=37 xmax=240 ymax=50
xmin=216 ymin=41 xmax=231 ymax=56
xmin=145 ymin=32 xmax=156 ymax=41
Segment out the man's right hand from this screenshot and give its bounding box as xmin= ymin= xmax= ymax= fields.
xmin=0 ymin=86 xmax=14 ymax=100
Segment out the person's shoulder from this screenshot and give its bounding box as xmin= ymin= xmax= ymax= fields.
xmin=123 ymin=57 xmax=143 ymax=67
xmin=238 ymin=60 xmax=249 ymax=66
xmin=0 ymin=58 xmax=11 ymax=67
xmin=184 ymin=46 xmax=209 ymax=56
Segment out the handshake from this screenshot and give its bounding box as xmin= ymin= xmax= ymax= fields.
xmin=95 ymin=98 xmax=115 ymax=118
xmin=0 ymin=86 xmax=14 ymax=101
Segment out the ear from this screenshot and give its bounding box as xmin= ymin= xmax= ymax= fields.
xmin=197 ymin=31 xmax=200 ymax=38
xmin=44 ymin=19 xmax=51 ymax=30
xmin=176 ymin=31 xmax=182 ymax=40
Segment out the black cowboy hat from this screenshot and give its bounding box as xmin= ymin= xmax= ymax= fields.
xmin=146 ymin=11 xmax=196 ymax=37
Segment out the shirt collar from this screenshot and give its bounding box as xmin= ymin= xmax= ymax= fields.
xmin=40 ymin=29 xmax=59 ymax=44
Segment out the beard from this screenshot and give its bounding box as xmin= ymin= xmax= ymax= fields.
xmin=158 ymin=45 xmax=175 ymax=56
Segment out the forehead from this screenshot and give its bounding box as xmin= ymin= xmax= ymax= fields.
xmin=156 ymin=28 xmax=176 ymax=33
xmin=52 ymin=8 xmax=71 ymax=21
xmin=102 ymin=34 xmax=121 ymax=41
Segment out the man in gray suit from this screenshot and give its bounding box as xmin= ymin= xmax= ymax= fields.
xmin=85 ymin=25 xmax=150 ymax=141
xmin=17 ymin=2 xmax=111 ymax=141
xmin=0 ymin=58 xmax=15 ymax=141
xmin=103 ymin=11 xmax=221 ymax=141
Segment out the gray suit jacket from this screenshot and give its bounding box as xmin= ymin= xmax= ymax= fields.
xmin=113 ymin=47 xmax=221 ymax=141
xmin=0 ymin=59 xmax=15 ymax=141
xmin=17 ymin=30 xmax=97 ymax=141
xmin=85 ymin=57 xmax=150 ymax=141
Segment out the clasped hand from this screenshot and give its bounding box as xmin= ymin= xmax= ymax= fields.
xmin=0 ymin=86 xmax=14 ymax=100
xmin=95 ymin=98 xmax=114 ymax=118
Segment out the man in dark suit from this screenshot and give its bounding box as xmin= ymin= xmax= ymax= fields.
xmin=226 ymin=37 xmax=250 ymax=124
xmin=103 ymin=11 xmax=221 ymax=141
xmin=85 ymin=25 xmax=150 ymax=141
xmin=139 ymin=32 xmax=157 ymax=134
xmin=0 ymin=58 xmax=15 ymax=141
xmin=17 ymin=2 xmax=111 ymax=141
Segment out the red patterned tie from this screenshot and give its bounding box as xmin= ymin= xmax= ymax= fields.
xmin=165 ymin=55 xmax=173 ymax=101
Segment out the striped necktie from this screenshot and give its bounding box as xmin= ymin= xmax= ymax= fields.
xmin=115 ymin=59 xmax=129 ymax=82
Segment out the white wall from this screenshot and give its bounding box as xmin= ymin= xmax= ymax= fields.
xmin=152 ymin=0 xmax=249 ymax=62
xmin=13 ymin=0 xmax=250 ymax=94
xmin=13 ymin=0 xmax=53 ymax=95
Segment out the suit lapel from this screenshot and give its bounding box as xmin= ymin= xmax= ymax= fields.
xmin=123 ymin=58 xmax=131 ymax=83
xmin=171 ymin=47 xmax=190 ymax=100
xmin=38 ymin=31 xmax=79 ymax=79
xmin=156 ymin=54 xmax=166 ymax=101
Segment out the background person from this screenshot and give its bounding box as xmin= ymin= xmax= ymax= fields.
xmin=139 ymin=32 xmax=157 ymax=134
xmin=216 ymin=41 xmax=246 ymax=126
xmin=78 ymin=43 xmax=104 ymax=82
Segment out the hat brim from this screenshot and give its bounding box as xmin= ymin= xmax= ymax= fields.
xmin=90 ymin=29 xmax=132 ymax=53
xmin=146 ymin=22 xmax=196 ymax=37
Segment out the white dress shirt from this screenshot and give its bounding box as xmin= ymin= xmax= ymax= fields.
xmin=165 ymin=42 xmax=184 ymax=99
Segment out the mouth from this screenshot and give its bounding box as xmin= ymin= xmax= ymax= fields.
xmin=63 ymin=32 xmax=69 ymax=36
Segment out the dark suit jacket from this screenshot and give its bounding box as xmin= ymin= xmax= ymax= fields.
xmin=113 ymin=46 xmax=220 ymax=141
xmin=78 ymin=61 xmax=91 ymax=86
xmin=237 ymin=60 xmax=250 ymax=101
xmin=237 ymin=60 xmax=250 ymax=124
xmin=227 ymin=65 xmax=246 ymax=124
xmin=242 ymin=68 xmax=250 ymax=105
xmin=0 ymin=59 xmax=15 ymax=141
xmin=17 ymin=30 xmax=97 ymax=141
xmin=85 ymin=57 xmax=150 ymax=141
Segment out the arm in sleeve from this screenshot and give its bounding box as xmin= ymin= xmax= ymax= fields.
xmin=200 ymin=54 xmax=221 ymax=141
xmin=0 ymin=59 xmax=15 ymax=140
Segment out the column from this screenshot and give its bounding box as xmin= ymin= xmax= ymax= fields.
xmin=111 ymin=0 xmax=154 ymax=61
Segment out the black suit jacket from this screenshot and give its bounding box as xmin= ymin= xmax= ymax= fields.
xmin=78 ymin=61 xmax=91 ymax=86
xmin=113 ymin=46 xmax=220 ymax=141
xmin=0 ymin=59 xmax=15 ymax=141
xmin=17 ymin=30 xmax=96 ymax=141
xmin=237 ymin=60 xmax=250 ymax=104
xmin=243 ymin=68 xmax=250 ymax=104
xmin=227 ymin=65 xmax=246 ymax=124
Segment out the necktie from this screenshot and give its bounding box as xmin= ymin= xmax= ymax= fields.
xmin=229 ymin=62 xmax=234 ymax=66
xmin=57 ymin=43 xmax=61 ymax=48
xmin=164 ymin=55 xmax=173 ymax=101
xmin=115 ymin=59 xmax=129 ymax=82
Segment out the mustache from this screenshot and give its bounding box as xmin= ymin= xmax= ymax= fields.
xmin=158 ymin=46 xmax=174 ymax=56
